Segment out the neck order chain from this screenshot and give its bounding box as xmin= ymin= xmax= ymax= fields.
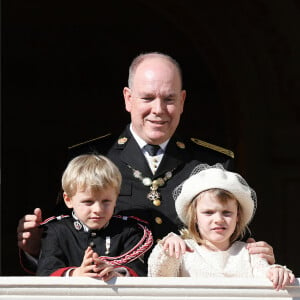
xmin=127 ymin=165 xmax=175 ymax=206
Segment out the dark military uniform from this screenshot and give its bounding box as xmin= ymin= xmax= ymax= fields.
xmin=36 ymin=215 xmax=153 ymax=276
xmin=68 ymin=124 xmax=234 ymax=242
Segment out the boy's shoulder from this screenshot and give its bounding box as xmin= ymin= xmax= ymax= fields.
xmin=108 ymin=215 xmax=152 ymax=239
xmin=111 ymin=215 xmax=149 ymax=224
xmin=39 ymin=215 xmax=71 ymax=227
xmin=39 ymin=214 xmax=151 ymax=232
xmin=110 ymin=215 xmax=150 ymax=230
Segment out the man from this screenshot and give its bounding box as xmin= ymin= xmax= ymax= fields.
xmin=17 ymin=52 xmax=274 ymax=273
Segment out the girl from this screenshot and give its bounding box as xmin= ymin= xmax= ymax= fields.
xmin=148 ymin=164 xmax=295 ymax=290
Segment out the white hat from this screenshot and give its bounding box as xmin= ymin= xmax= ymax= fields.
xmin=173 ymin=164 xmax=257 ymax=226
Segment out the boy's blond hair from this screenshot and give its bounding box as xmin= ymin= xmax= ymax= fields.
xmin=62 ymin=154 xmax=122 ymax=197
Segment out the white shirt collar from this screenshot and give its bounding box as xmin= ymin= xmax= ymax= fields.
xmin=129 ymin=123 xmax=169 ymax=152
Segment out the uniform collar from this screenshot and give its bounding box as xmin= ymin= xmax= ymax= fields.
xmin=116 ymin=124 xmax=187 ymax=177
xmin=129 ymin=123 xmax=169 ymax=152
xmin=72 ymin=211 xmax=89 ymax=232
xmin=72 ymin=211 xmax=109 ymax=232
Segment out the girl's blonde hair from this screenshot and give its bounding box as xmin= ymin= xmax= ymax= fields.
xmin=62 ymin=154 xmax=122 ymax=197
xmin=180 ymin=188 xmax=250 ymax=245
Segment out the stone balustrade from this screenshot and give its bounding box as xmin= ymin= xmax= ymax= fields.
xmin=0 ymin=277 xmax=299 ymax=299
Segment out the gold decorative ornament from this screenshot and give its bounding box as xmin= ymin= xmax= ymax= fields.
xmin=127 ymin=165 xmax=174 ymax=206
xmin=118 ymin=137 xmax=128 ymax=145
xmin=155 ymin=217 xmax=163 ymax=224
xmin=190 ymin=138 xmax=234 ymax=158
xmin=176 ymin=141 xmax=186 ymax=149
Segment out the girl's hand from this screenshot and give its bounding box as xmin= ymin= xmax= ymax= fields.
xmin=267 ymin=266 xmax=295 ymax=291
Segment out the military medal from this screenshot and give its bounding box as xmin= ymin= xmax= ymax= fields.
xmin=147 ymin=189 xmax=161 ymax=206
xmin=128 ymin=165 xmax=174 ymax=206
xmin=105 ymin=236 xmax=111 ymax=255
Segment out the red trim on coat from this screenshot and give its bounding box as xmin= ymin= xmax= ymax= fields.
xmin=50 ymin=267 xmax=76 ymax=276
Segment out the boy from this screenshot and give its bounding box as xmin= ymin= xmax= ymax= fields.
xmin=37 ymin=154 xmax=153 ymax=280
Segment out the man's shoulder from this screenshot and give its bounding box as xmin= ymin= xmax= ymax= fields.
xmin=173 ymin=134 xmax=234 ymax=159
xmin=68 ymin=132 xmax=116 ymax=152
xmin=67 ymin=132 xmax=121 ymax=158
xmin=185 ymin=137 xmax=234 ymax=159
xmin=169 ymin=135 xmax=235 ymax=170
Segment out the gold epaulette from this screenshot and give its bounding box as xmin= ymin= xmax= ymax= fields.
xmin=190 ymin=138 xmax=234 ymax=159
xmin=68 ymin=133 xmax=112 ymax=150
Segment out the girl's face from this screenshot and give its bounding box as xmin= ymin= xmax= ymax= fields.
xmin=63 ymin=186 xmax=117 ymax=230
xmin=195 ymin=191 xmax=239 ymax=251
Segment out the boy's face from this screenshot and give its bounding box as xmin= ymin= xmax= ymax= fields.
xmin=195 ymin=191 xmax=238 ymax=251
xmin=63 ymin=186 xmax=117 ymax=230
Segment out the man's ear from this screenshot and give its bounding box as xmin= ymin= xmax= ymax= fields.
xmin=179 ymin=89 xmax=187 ymax=114
xmin=63 ymin=192 xmax=73 ymax=209
xmin=123 ymin=87 xmax=133 ymax=112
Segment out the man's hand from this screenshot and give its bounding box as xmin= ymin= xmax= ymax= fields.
xmin=246 ymin=238 xmax=275 ymax=265
xmin=161 ymin=233 xmax=193 ymax=259
xmin=17 ymin=208 xmax=43 ymax=257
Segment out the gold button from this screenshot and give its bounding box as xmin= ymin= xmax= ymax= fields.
xmin=153 ymin=199 xmax=161 ymax=206
xmin=155 ymin=217 xmax=163 ymax=224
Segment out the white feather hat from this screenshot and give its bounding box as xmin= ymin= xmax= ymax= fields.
xmin=173 ymin=164 xmax=257 ymax=226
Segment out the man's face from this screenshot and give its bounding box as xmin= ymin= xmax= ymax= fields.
xmin=123 ymin=57 xmax=186 ymax=145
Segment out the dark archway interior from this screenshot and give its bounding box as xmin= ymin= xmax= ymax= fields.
xmin=2 ymin=1 xmax=300 ymax=276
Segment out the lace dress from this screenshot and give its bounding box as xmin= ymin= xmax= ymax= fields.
xmin=148 ymin=240 xmax=271 ymax=277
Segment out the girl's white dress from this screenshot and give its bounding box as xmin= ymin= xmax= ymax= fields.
xmin=148 ymin=240 xmax=272 ymax=277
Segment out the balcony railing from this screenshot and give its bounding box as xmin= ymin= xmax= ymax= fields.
xmin=0 ymin=276 xmax=299 ymax=299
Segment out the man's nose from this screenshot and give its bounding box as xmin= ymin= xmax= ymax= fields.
xmin=152 ymin=98 xmax=165 ymax=114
